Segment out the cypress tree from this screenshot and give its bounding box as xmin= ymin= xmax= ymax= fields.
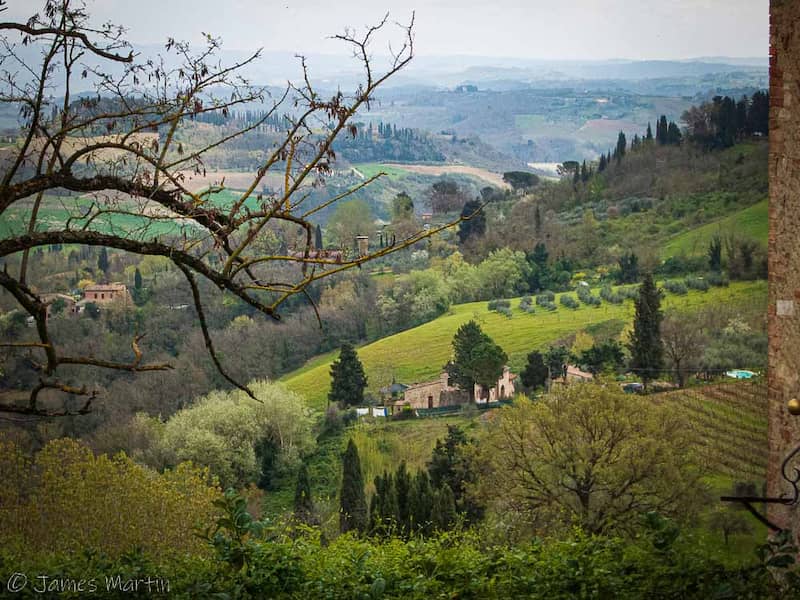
xmin=615 ymin=131 xmax=627 ymax=162
xmin=432 ymin=483 xmax=457 ymax=531
xmin=657 ymin=115 xmax=669 ymax=145
xmin=134 ymin=267 xmax=143 ymax=290
xmin=409 ymin=470 xmax=434 ymax=535
xmin=328 ymin=343 xmax=368 ymax=407
xmin=645 ymin=122 xmax=654 ymax=142
xmin=667 ymin=121 xmax=682 ymax=145
xmin=708 ymin=235 xmax=723 ymax=272
xmin=394 ymin=461 xmax=411 ymax=535
xmin=598 ymin=153 xmax=607 ymax=173
xmin=314 ymin=224 xmax=323 ymax=249
xmin=534 ymin=204 xmax=542 ymax=237
xmin=97 ymin=247 xmax=109 ymax=278
xmin=340 ymin=439 xmax=367 ymax=534
xmin=293 ymin=463 xmax=316 ymax=525
xmin=626 ymin=273 xmax=664 ymax=390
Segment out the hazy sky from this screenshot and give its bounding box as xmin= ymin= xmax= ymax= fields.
xmin=10 ymin=0 xmax=769 ymax=60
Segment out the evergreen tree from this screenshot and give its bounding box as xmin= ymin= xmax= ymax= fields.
xmin=256 ymin=437 xmax=280 ymax=490
xmin=616 ymin=251 xmax=640 ymax=284
xmin=427 ymin=425 xmax=483 ymax=523
xmin=339 ymin=439 xmax=367 ymax=534
xmin=580 ymin=160 xmax=589 ymax=183
xmin=657 ymin=115 xmax=669 ymax=145
xmin=615 ymin=131 xmax=627 ymax=162
xmin=521 ymin=351 xmax=548 ymax=390
xmin=293 ymin=463 xmax=316 ymax=525
xmin=598 ymin=153 xmax=607 ymax=173
xmin=708 ymin=235 xmax=723 ymax=272
xmin=394 ymin=461 xmax=411 ymax=535
xmin=134 ymin=267 xmax=143 ymax=290
xmin=432 ymin=484 xmax=457 ymax=531
xmin=446 ymin=321 xmax=507 ymax=395
xmin=314 ymin=224 xmax=323 ymax=249
xmin=97 ymin=247 xmax=109 ymax=278
xmin=645 ymin=122 xmax=654 ymax=142
xmin=526 ymin=242 xmax=550 ymax=292
xmin=457 ymin=199 xmax=486 ymax=244
xmin=626 ymin=273 xmax=664 ymax=390
xmin=328 ymin=343 xmax=368 ymax=407
xmin=409 ymin=470 xmax=434 ymax=534
xmin=369 ymin=472 xmax=399 ymax=536
xmin=534 ymin=205 xmax=543 ymax=237
xmin=666 ymin=121 xmax=682 ymax=145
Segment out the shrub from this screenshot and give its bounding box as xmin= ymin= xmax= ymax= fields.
xmin=600 ymin=286 xmax=624 ymax=304
xmin=488 ymin=299 xmax=511 ymax=312
xmin=576 ymin=286 xmax=602 ymax=306
xmin=560 ymin=295 xmax=579 ymax=309
xmin=707 ymin=272 xmax=730 ymax=287
xmin=617 ymin=285 xmax=640 ymax=300
xmin=536 ymin=291 xmax=555 ymax=305
xmin=662 ymin=280 xmax=688 ymax=295
xmin=685 ymin=277 xmax=710 ymax=292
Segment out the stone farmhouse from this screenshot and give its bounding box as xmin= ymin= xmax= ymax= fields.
xmin=83 ymin=283 xmax=130 ymax=305
xmin=382 ymin=367 xmax=517 ymax=413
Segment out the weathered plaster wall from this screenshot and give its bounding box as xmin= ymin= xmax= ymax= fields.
xmin=768 ymin=0 xmax=800 ymax=537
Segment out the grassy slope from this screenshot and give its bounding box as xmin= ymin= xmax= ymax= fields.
xmin=661 ymin=199 xmax=768 ymax=258
xmin=282 ymin=280 xmax=766 ymax=410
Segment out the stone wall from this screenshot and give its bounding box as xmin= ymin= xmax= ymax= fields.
xmin=768 ymin=0 xmax=800 ymax=539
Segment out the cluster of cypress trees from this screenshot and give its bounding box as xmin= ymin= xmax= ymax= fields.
xmin=332 ymin=426 xmax=479 ymax=536
xmin=368 ymin=462 xmax=457 ymax=537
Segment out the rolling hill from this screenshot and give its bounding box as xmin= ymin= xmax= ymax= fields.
xmin=661 ymin=199 xmax=768 ymax=259
xmin=282 ymin=280 xmax=767 ymax=409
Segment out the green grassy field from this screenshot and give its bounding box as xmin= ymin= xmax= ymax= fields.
xmin=661 ymin=199 xmax=768 ymax=258
xmin=282 ymin=280 xmax=767 ymax=409
xmin=0 ymin=195 xmax=201 ymax=239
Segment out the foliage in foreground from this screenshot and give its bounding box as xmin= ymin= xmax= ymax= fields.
xmin=3 ymin=494 xmax=796 ymax=599
xmin=0 ymin=438 xmax=222 ymax=558
xmin=477 ymin=386 xmax=705 ymax=537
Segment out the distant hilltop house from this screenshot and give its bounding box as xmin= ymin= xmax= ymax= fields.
xmin=288 ymin=249 xmax=344 ymax=263
xmin=39 ymin=293 xmax=78 ymax=317
xmin=551 ymin=364 xmax=594 ymax=386
xmin=455 ymin=84 xmax=478 ymax=93
xmin=381 ymin=367 xmax=516 ymax=414
xmin=83 ymin=283 xmax=130 ymax=305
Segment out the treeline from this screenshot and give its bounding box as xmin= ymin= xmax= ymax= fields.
xmin=333 ymin=121 xmax=445 ymax=163
xmin=567 ymin=90 xmax=769 ymax=185
xmin=682 ymin=92 xmax=769 ymax=149
xmin=193 ymin=108 xmax=292 ymax=131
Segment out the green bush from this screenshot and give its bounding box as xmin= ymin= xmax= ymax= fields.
xmin=559 ymin=295 xmax=579 ymax=309
xmin=663 ymin=280 xmax=688 ymax=295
